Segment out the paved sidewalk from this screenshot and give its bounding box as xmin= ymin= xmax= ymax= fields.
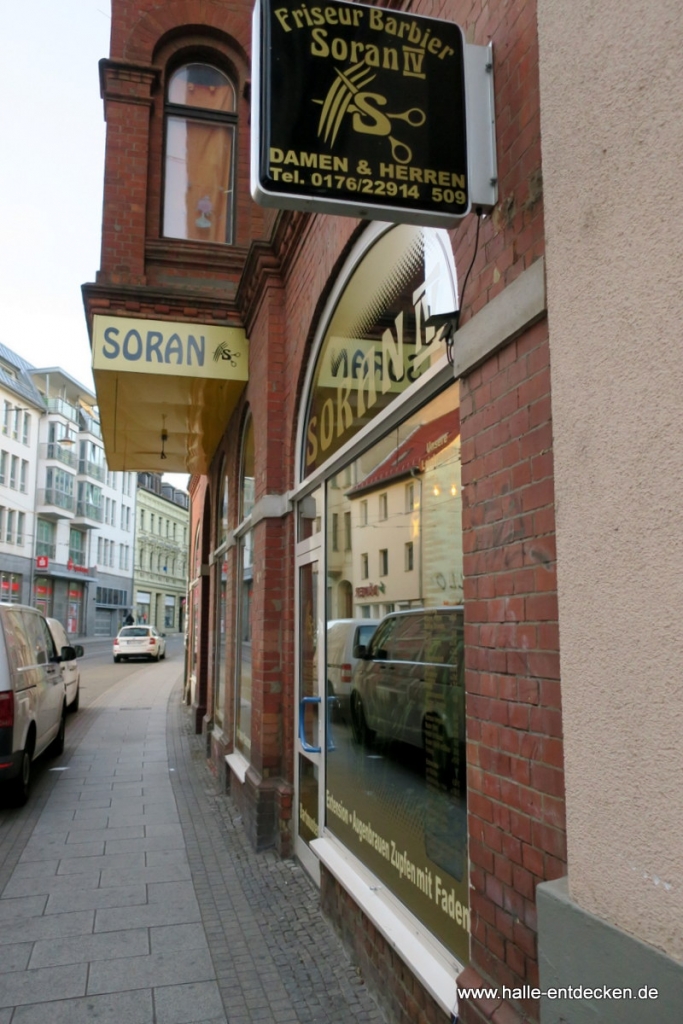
xmin=0 ymin=662 xmax=387 ymax=1024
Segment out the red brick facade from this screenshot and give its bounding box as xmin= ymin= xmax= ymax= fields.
xmin=83 ymin=1 xmax=565 ymax=1022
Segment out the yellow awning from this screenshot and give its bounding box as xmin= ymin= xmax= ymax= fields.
xmin=91 ymin=314 xmax=248 ymax=474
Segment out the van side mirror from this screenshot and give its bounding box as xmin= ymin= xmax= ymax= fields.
xmin=60 ymin=645 xmax=77 ymax=662
xmin=73 ymin=645 xmax=84 ymax=658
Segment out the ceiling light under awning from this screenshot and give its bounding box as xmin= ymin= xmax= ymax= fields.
xmin=91 ymin=314 xmax=249 ymax=474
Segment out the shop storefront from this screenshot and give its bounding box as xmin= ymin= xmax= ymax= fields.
xmin=289 ymin=223 xmax=469 ymax=970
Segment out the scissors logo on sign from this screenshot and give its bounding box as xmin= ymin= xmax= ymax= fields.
xmin=315 ymin=62 xmax=425 ymax=164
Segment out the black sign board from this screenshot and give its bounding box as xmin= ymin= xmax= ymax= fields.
xmin=252 ymin=0 xmax=472 ymax=225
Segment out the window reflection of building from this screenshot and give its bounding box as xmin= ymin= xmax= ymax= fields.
xmin=324 ymin=389 xmax=466 ymax=962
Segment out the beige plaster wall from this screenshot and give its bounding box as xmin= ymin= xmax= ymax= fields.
xmin=537 ymin=0 xmax=683 ymax=960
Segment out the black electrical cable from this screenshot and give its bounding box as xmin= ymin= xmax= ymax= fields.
xmin=447 ymin=207 xmax=483 ymax=365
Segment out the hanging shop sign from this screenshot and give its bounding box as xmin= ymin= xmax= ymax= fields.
xmin=92 ymin=315 xmax=248 ymax=381
xmin=252 ymin=0 xmax=497 ymax=226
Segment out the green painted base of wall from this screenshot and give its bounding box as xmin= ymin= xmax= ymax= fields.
xmin=537 ymin=877 xmax=682 ymax=1024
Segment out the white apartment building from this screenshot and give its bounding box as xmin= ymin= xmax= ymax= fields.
xmin=0 ymin=344 xmax=137 ymax=637
xmin=0 ymin=344 xmax=43 ymax=605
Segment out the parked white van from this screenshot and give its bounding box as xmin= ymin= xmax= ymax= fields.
xmin=0 ymin=604 xmax=70 ymax=806
xmin=326 ymin=619 xmax=378 ymax=720
xmin=46 ymin=618 xmax=83 ymax=712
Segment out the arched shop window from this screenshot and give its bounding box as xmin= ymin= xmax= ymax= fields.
xmin=163 ymin=62 xmax=237 ymax=244
xmin=296 ymin=224 xmax=469 ymax=964
xmin=235 ymin=417 xmax=255 ymax=756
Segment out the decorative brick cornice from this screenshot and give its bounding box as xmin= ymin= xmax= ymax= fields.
xmin=236 ymin=210 xmax=311 ymax=332
xmin=81 ymin=281 xmax=243 ymax=333
xmin=145 ymin=238 xmax=249 ymax=274
xmin=98 ymin=57 xmax=161 ymax=107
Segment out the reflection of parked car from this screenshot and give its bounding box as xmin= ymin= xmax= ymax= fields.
xmin=0 ymin=603 xmax=71 ymax=806
xmin=327 ymin=619 xmax=377 ymax=719
xmin=113 ymin=626 xmax=166 ymax=662
xmin=46 ymin=619 xmax=83 ymax=712
xmin=350 ymin=606 xmax=465 ymax=792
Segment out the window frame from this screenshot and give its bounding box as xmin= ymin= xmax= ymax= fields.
xmin=162 ymin=60 xmax=238 ymax=246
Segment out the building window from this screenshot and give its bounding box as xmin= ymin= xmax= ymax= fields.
xmin=379 ymin=548 xmax=388 ymax=576
xmin=20 ymin=460 xmax=28 ymax=493
xmin=405 ymin=481 xmax=415 ymax=512
xmin=163 ymin=63 xmax=236 ymax=244
xmin=360 ymin=553 xmax=369 ymax=579
xmin=22 ymin=412 xmax=30 ymax=446
xmin=36 ymin=519 xmax=55 ymax=559
xmin=379 ymin=493 xmax=388 ymax=520
xmin=405 ymin=541 xmax=414 ymax=571
xmin=16 ymin=512 xmax=24 ymax=546
xmin=5 ymin=509 xmax=15 ymax=543
xmin=0 ymin=450 xmax=6 ymax=485
xmin=9 ymin=455 xmax=18 ymax=489
xmin=360 ymin=500 xmax=368 ymax=526
xmin=344 ymin=511 xmax=352 ymax=551
xmin=69 ymin=529 xmax=86 ymax=566
xmin=331 ymin=513 xmax=339 ymax=552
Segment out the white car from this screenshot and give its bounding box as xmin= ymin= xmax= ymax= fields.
xmin=113 ymin=626 xmax=167 ymax=662
xmin=46 ymin=618 xmax=83 ymax=712
xmin=0 ymin=603 xmax=70 ymax=805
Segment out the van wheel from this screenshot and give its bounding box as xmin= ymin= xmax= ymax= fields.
xmin=6 ymin=746 xmax=32 ymax=807
xmin=350 ymin=692 xmax=375 ymax=747
xmin=49 ymin=705 xmax=67 ymax=758
xmin=114 ymin=655 xmax=121 ymax=663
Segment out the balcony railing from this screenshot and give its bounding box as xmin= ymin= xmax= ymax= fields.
xmin=78 ymin=458 xmax=105 ymax=482
xmin=47 ymin=399 xmax=79 ymax=423
xmin=76 ymin=500 xmax=103 ymax=522
xmin=39 ymin=488 xmax=75 ymax=513
xmin=42 ymin=442 xmax=77 ymax=469
xmin=79 ymin=415 xmax=103 ymax=439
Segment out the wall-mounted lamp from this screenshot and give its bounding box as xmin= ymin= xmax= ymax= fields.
xmin=425 ymin=310 xmax=459 ymax=366
xmin=160 ymin=429 xmax=168 ymax=460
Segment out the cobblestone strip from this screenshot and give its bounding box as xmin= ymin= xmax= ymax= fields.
xmin=167 ymin=684 xmax=388 ymax=1024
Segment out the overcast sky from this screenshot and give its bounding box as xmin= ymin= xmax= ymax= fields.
xmin=0 ymin=1 xmax=187 ymax=489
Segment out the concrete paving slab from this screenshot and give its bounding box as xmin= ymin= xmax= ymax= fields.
xmin=99 ymin=863 xmax=191 ymax=888
xmin=154 ymin=980 xmax=226 ymax=1024
xmin=19 ymin=841 xmax=105 ymax=863
xmin=2 ymin=869 xmax=101 ymax=898
xmin=10 ymin=859 xmax=61 ymax=879
xmin=0 ymin=942 xmax=32 ymax=972
xmin=56 ymin=852 xmax=146 ymax=875
xmin=65 ymin=826 xmax=144 ymax=844
xmin=143 ymin=823 xmax=184 ymax=839
xmin=94 ymin=899 xmax=202 ymax=932
xmin=0 ymin=910 xmax=94 ymax=946
xmin=150 ymin=923 xmax=209 ymax=953
xmin=10 ymin=989 xmax=154 ymax=1024
xmin=45 ymin=883 xmax=147 ymax=914
xmin=0 ymin=963 xmax=87 ymax=1007
xmin=29 ymin=926 xmax=150 ymax=968
xmin=0 ymin=896 xmax=47 ymax=921
xmin=104 ymin=835 xmax=186 ymax=856
xmin=87 ymin=947 xmax=215 ymax=995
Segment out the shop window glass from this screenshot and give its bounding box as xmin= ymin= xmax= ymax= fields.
xmin=163 ymin=63 xmax=236 ymax=244
xmin=324 ymin=387 xmax=467 ymax=962
xmin=236 ymin=419 xmax=255 ymax=755
xmin=303 ymin=225 xmax=457 ymax=475
xmin=236 ymin=531 xmax=253 ymax=756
